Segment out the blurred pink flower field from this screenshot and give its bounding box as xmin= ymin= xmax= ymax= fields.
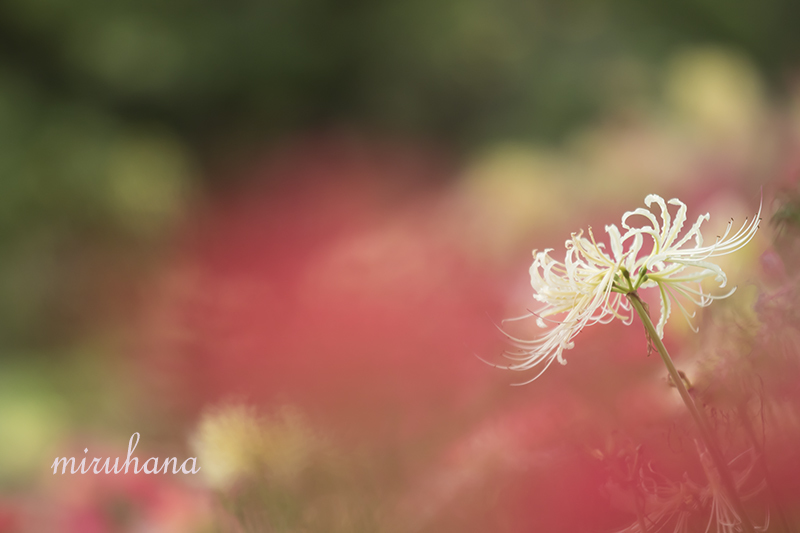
xmin=3 ymin=41 xmax=800 ymax=533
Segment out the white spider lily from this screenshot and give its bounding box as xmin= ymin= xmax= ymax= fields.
xmin=623 ymin=195 xmax=761 ymax=338
xmin=500 ymin=194 xmax=760 ymax=383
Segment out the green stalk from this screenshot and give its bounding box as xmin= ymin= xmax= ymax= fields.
xmin=627 ymin=292 xmax=755 ymax=533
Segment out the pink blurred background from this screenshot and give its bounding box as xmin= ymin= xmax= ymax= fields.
xmin=3 ymin=4 xmax=800 ymax=532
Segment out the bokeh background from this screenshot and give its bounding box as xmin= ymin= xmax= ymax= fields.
xmin=2 ymin=1 xmax=800 ymax=532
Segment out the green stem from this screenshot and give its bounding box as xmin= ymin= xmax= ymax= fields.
xmin=627 ymin=292 xmax=755 ymax=533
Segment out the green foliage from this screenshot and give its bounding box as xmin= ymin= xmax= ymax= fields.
xmin=0 ymin=0 xmax=797 ymax=343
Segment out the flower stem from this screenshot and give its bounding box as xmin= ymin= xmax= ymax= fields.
xmin=627 ymin=292 xmax=756 ymax=533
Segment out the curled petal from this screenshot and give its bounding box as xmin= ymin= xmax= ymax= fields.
xmin=498 ymin=193 xmax=760 ymax=382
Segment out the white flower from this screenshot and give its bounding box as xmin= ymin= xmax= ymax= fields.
xmin=499 ymin=194 xmax=760 ymax=383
